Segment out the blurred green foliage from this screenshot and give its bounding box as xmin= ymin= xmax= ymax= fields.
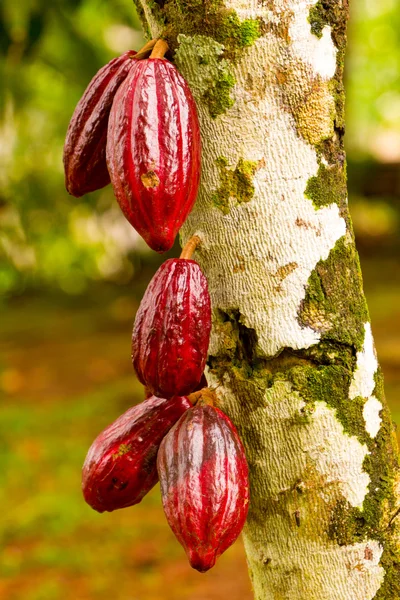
xmin=346 ymin=0 xmax=400 ymax=161
xmin=0 ymin=0 xmax=399 ymax=297
xmin=0 ymin=0 xmax=145 ymax=296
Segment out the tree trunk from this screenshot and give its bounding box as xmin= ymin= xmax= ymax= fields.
xmin=133 ymin=0 xmax=400 ymax=597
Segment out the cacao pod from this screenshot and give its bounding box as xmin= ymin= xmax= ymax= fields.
xmin=64 ymin=51 xmax=136 ymax=197
xmin=82 ymin=394 xmax=191 ymax=512
xmin=132 ymin=258 xmax=211 ymax=398
xmin=157 ymin=404 xmax=250 ymax=572
xmin=107 ymin=58 xmax=201 ymax=253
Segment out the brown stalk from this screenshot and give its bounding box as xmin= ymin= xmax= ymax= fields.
xmin=133 ymin=39 xmax=157 ymax=60
xmin=187 ymin=388 xmax=216 ymax=406
xmin=150 ymin=39 xmax=169 ymax=59
xmin=180 ymin=235 xmax=201 ymax=260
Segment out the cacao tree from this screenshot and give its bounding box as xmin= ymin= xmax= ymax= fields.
xmin=131 ymin=0 xmax=400 ymax=598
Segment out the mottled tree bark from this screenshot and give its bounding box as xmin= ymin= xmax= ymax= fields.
xmin=133 ymin=0 xmax=400 ymax=597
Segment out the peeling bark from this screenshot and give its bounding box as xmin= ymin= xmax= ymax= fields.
xmin=133 ymin=0 xmax=400 ymax=597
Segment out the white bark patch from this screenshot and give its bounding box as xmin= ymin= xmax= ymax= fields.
xmin=289 ymin=8 xmax=337 ymax=80
xmin=222 ymin=0 xmax=274 ymax=20
xmin=349 ymin=323 xmax=378 ymax=399
xmin=305 ymin=403 xmax=370 ymax=508
xmin=349 ymin=323 xmax=382 ymax=439
xmin=227 ymin=0 xmax=338 ymax=80
xmin=176 ymin=34 xmax=346 ymax=357
xmin=363 ymin=396 xmax=383 ymax=439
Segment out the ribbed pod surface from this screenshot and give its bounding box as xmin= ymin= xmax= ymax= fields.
xmin=157 ymin=404 xmax=250 ymax=572
xmin=64 ymin=51 xmax=136 ymax=197
xmin=82 ymin=394 xmax=191 ymax=512
xmin=106 ymin=58 xmax=201 ymax=252
xmin=132 ymin=258 xmax=211 ymax=398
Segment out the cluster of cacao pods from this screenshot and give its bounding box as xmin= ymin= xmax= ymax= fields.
xmin=66 ymin=37 xmax=249 ymax=572
xmin=64 ymin=38 xmax=200 ymax=253
xmin=82 ymin=389 xmax=249 ymax=572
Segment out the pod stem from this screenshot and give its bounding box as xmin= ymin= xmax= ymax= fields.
xmin=134 ymin=39 xmax=157 ymax=60
xmin=150 ymin=39 xmax=169 ymax=59
xmin=188 ymin=388 xmax=216 ymax=407
xmin=180 ymin=235 xmax=201 ymax=260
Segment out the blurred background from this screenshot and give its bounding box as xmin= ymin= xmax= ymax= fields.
xmin=0 ymin=0 xmax=399 ymax=598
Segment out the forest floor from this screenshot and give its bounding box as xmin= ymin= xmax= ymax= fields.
xmin=1 ymin=254 xmax=399 ymax=600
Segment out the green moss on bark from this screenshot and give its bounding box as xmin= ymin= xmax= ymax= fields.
xmin=237 ymin=18 xmax=260 ymax=47
xmin=212 ymin=156 xmax=258 ymax=214
xmin=328 ymin=500 xmax=366 ymax=546
xmin=287 ymin=365 xmax=368 ymax=440
xmin=203 ymin=70 xmax=236 ymax=118
xmin=144 ymin=0 xmax=260 ymax=57
xmin=305 ymin=162 xmax=347 ymax=209
xmin=299 ymin=236 xmax=369 ymax=351
xmin=147 ymin=0 xmax=166 ymax=27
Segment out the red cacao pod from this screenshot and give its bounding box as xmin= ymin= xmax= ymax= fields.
xmin=64 ymin=51 xmax=136 ymax=197
xmin=82 ymin=394 xmax=191 ymax=512
xmin=132 ymin=258 xmax=211 ymax=398
xmin=157 ymin=404 xmax=249 ymax=572
xmin=106 ymin=58 xmax=201 ymax=253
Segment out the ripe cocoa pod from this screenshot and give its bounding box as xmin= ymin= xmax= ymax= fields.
xmin=107 ymin=58 xmax=201 ymax=253
xmin=64 ymin=50 xmax=136 ymax=197
xmin=82 ymin=394 xmax=191 ymax=512
xmin=157 ymin=404 xmax=249 ymax=572
xmin=132 ymin=258 xmax=211 ymax=398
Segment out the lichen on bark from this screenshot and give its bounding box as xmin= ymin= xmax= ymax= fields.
xmin=212 ymin=157 xmax=258 ymax=214
xmin=173 ymin=34 xmax=237 ymax=118
xmin=203 ymin=69 xmax=236 ymax=118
